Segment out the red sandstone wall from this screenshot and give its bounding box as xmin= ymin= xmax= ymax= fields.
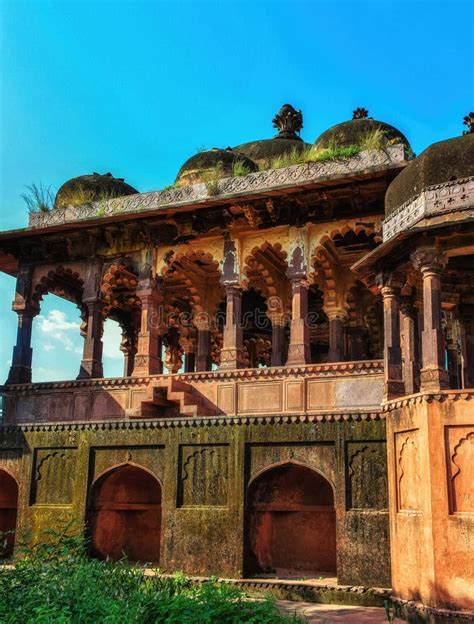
xmin=386 ymin=393 xmax=474 ymax=611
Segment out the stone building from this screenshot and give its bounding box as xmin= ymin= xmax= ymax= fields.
xmin=0 ymin=105 xmax=473 ymax=621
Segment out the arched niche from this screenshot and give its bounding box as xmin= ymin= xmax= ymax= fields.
xmin=0 ymin=469 xmax=18 ymax=559
xmin=87 ymin=464 xmax=162 ymax=563
xmin=245 ymin=462 xmax=336 ymax=577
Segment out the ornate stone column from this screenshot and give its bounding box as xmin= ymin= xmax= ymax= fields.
xmin=269 ymin=314 xmax=286 ymax=367
xmin=400 ymin=297 xmax=419 ymax=395
xmin=78 ymin=259 xmax=104 ymax=379
xmin=195 ymin=319 xmax=212 ymax=372
xmin=220 ymin=284 xmax=245 ymax=369
xmin=286 ymin=276 xmax=310 ymax=366
xmin=326 ymin=309 xmax=346 ymax=363
xmin=133 ymin=264 xmax=163 ymax=376
xmin=412 ymin=248 xmax=449 ymax=391
xmin=379 ymin=277 xmax=405 ymax=399
xmin=7 ymin=267 xmax=39 ymax=384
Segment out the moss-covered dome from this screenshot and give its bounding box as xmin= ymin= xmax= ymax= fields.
xmin=233 ymin=138 xmax=310 ymax=168
xmin=385 ymin=133 xmax=474 ymax=216
xmin=314 ymin=108 xmax=412 ymax=154
xmin=55 ymin=172 xmax=137 ymax=209
xmin=176 ymin=148 xmax=258 ymax=186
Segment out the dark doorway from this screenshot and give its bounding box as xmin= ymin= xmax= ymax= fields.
xmin=0 ymin=469 xmax=18 ymax=559
xmin=88 ymin=464 xmax=162 ymax=563
xmin=245 ymin=463 xmax=336 ymax=577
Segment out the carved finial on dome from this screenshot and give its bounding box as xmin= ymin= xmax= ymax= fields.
xmin=463 ymin=112 xmax=474 ymax=135
xmin=352 ymin=107 xmax=370 ymax=120
xmin=272 ymin=104 xmax=303 ymax=140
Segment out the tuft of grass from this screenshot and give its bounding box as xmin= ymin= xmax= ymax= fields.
xmin=59 ymin=187 xmax=120 ymax=208
xmin=164 ymin=181 xmax=181 ymax=190
xmin=232 ymin=160 xmax=251 ymax=177
xmin=358 ymin=128 xmax=386 ymax=151
xmin=0 ymin=526 xmax=303 ymax=623
xmin=21 ymin=183 xmax=54 ymax=213
xmin=202 ymin=162 xmax=224 ymax=196
xmin=263 ymin=144 xmax=362 ymax=171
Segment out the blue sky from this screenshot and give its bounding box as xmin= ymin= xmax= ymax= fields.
xmin=1 ymin=0 xmax=473 ymax=382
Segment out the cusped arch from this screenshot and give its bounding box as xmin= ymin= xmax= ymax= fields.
xmin=248 ymin=460 xmax=336 ymax=497
xmin=87 ymin=462 xmax=162 ymax=563
xmin=245 ymin=460 xmax=337 ymax=576
xmin=0 ymin=468 xmax=19 ymax=559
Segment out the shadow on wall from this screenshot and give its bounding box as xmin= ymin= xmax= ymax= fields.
xmin=87 ymin=463 xmax=162 ymax=564
xmin=244 ymin=462 xmax=336 ymax=578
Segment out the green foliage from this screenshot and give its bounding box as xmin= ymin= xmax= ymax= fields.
xmin=0 ymin=527 xmax=302 ymax=623
xmin=264 ymin=144 xmax=361 ymax=171
xmin=384 ymin=599 xmax=400 ymax=623
xmin=358 ymin=128 xmax=386 ymax=151
xmin=202 ymin=163 xmax=224 ymax=196
xmin=231 ymin=161 xmax=251 ymax=177
xmin=21 ymin=183 xmax=54 ymax=213
xmin=58 ymin=187 xmax=118 ymax=208
xmin=164 ymin=181 xmax=181 ymax=190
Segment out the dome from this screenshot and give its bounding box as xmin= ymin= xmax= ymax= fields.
xmin=385 ymin=132 xmax=474 ymax=217
xmin=233 ymin=138 xmax=310 ymax=168
xmin=176 ymin=148 xmax=258 ymax=186
xmin=55 ymin=172 xmax=137 ymax=210
xmin=234 ymin=103 xmax=310 ymax=168
xmin=314 ymin=108 xmax=412 ymax=154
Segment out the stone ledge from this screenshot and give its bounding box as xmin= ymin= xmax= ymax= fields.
xmin=392 ymin=597 xmax=474 ymax=623
xmin=382 ymin=389 xmax=474 ymax=411
xmin=0 ymin=360 xmax=383 ymax=393
xmin=0 ymin=410 xmax=384 ymax=432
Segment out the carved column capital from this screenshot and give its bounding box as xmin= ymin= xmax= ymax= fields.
xmin=325 ymin=307 xmax=347 ymax=322
xmin=411 ymin=247 xmax=446 ymax=275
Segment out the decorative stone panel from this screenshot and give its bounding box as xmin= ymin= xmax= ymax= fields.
xmin=346 ymin=441 xmax=388 ymax=509
xmin=394 ymin=430 xmax=421 ymax=512
xmin=445 ymin=425 xmax=474 ymax=514
xmin=30 ymin=448 xmax=77 ymax=505
xmin=177 ymin=444 xmax=229 ymax=508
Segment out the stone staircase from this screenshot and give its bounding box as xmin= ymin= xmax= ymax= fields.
xmin=140 ymin=377 xmax=218 ymax=417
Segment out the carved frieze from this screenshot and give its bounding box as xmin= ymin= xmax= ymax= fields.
xmin=382 ymin=176 xmax=474 ymax=241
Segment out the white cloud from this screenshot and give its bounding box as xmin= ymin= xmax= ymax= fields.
xmin=102 ymin=320 xmax=123 ymax=359
xmin=36 ymin=309 xmax=81 ymax=352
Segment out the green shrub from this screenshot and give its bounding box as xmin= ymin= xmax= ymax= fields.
xmin=0 ymin=527 xmax=302 ymax=623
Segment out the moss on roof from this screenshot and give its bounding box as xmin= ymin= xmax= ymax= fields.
xmin=176 ymin=148 xmax=258 ymax=186
xmin=314 ymin=118 xmax=411 ymax=154
xmin=232 ymin=138 xmax=310 ymax=168
xmin=385 ymin=133 xmax=474 ymax=216
xmin=55 ymin=173 xmax=137 ymax=209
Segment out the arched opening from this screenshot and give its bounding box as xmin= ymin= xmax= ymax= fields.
xmin=242 ymin=288 xmax=272 ymax=367
xmin=32 ymin=294 xmax=84 ymax=382
xmin=0 ymin=470 xmax=18 ymax=559
xmin=88 ymin=464 xmax=162 ymax=563
xmin=245 ymin=463 xmax=336 ymax=578
xmin=102 ymin=318 xmax=125 ymax=378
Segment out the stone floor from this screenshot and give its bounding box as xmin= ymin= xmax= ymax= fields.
xmin=276 ymin=600 xmax=399 ymax=623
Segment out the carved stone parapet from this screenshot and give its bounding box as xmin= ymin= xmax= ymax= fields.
xmin=28 ymin=146 xmax=406 ymax=229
